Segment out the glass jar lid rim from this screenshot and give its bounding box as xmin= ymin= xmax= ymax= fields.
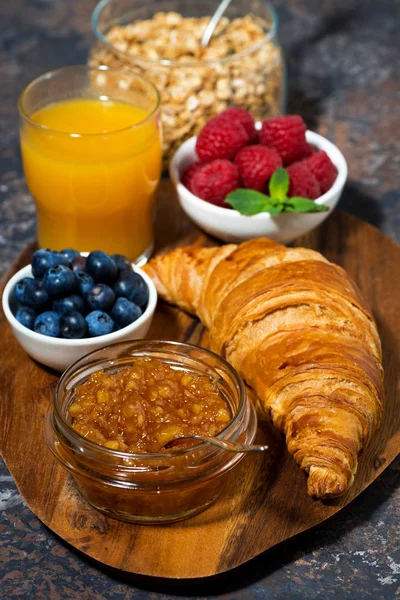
xmin=92 ymin=0 xmax=279 ymax=69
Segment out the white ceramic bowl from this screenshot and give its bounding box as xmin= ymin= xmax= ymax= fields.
xmin=170 ymin=130 xmax=348 ymax=244
xmin=2 ymin=263 xmax=157 ymax=372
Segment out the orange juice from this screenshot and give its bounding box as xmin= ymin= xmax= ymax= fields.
xmin=20 ymin=98 xmax=162 ymax=261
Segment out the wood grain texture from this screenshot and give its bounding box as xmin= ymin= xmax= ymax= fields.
xmin=1 ymin=181 xmax=399 ymax=579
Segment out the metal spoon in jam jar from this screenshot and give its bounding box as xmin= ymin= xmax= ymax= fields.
xmin=164 ymin=435 xmax=269 ymax=453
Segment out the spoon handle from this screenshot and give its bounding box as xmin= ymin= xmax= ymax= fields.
xmin=200 ymin=0 xmax=233 ymax=47
xmin=165 ymin=435 xmax=269 ymax=453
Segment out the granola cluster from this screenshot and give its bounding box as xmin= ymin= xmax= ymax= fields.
xmin=90 ymin=12 xmax=284 ymax=166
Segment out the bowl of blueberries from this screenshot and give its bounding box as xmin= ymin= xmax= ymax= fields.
xmin=2 ymin=248 xmax=157 ymax=371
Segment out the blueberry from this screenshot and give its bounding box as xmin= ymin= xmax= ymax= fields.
xmin=111 ymin=254 xmax=133 ymax=273
xmin=86 ymin=251 xmax=118 ymax=284
xmin=15 ymin=277 xmax=49 ymax=311
xmin=85 ymin=311 xmax=114 ymax=337
xmin=43 ymin=265 xmax=76 ymax=298
xmin=31 ymin=249 xmax=69 ymax=277
xmin=71 ymin=255 xmax=87 ymax=272
xmin=75 ymin=271 xmax=94 ymax=297
xmin=34 ymin=311 xmax=61 ymax=337
xmin=86 ymin=284 xmax=115 ymax=312
xmin=60 ymin=248 xmax=80 ymax=263
xmin=113 ymin=271 xmax=149 ymax=307
xmin=16 ymin=306 xmax=37 ymax=330
xmin=52 ymin=294 xmax=85 ymax=316
xmin=15 ymin=277 xmax=39 ymax=304
xmin=60 ymin=311 xmax=87 ymax=339
xmin=111 ymin=297 xmax=142 ymax=328
xmin=31 ymin=249 xmax=53 ymax=277
xmin=112 ymin=272 xmax=131 ymax=299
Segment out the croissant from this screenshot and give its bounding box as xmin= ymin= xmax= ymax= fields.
xmin=144 ymin=238 xmax=384 ymax=499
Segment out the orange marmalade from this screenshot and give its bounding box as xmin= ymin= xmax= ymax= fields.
xmin=69 ymin=357 xmax=232 ymax=453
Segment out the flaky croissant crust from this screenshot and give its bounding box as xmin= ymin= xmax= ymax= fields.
xmin=144 ymin=238 xmax=384 ymax=499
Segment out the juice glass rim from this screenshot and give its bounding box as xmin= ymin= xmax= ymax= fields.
xmin=18 ymin=64 xmax=161 ymax=137
xmin=91 ymin=0 xmax=279 ymax=69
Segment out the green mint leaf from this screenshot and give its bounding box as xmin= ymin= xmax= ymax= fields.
xmin=268 ymin=199 xmax=284 ymax=214
xmin=268 ymin=168 xmax=289 ymax=201
xmin=225 ymin=189 xmax=282 ymax=216
xmin=284 ymin=197 xmax=330 ymax=213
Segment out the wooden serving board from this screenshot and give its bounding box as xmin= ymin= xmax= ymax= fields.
xmin=1 ymin=181 xmax=399 ymax=579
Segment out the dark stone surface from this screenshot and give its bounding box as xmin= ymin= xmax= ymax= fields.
xmin=1 ymin=0 xmax=399 ymax=598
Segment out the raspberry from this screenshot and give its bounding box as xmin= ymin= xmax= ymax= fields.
xmin=287 ymin=163 xmax=321 ymax=199
xmin=259 ymin=115 xmax=307 ymax=164
xmin=216 ymin=107 xmax=257 ymax=143
xmin=235 ymin=145 xmax=282 ymax=191
xmin=195 ymin=119 xmax=248 ymax=162
xmin=182 ymin=161 xmax=204 ymax=192
xmin=298 ymin=142 xmax=315 ymax=160
xmin=190 ymin=159 xmax=240 ymax=207
xmin=302 ymin=150 xmax=338 ymax=194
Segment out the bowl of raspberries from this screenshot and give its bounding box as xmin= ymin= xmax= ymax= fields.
xmin=170 ymin=108 xmax=347 ymax=243
xmin=2 ymin=249 xmax=157 ymax=371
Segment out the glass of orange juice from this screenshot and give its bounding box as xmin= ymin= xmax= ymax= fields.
xmin=18 ymin=65 xmax=162 ymax=264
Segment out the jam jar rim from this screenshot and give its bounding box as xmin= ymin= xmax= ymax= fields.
xmin=52 ymin=339 xmax=249 ymax=462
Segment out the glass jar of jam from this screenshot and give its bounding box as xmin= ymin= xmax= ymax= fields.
xmin=44 ymin=340 xmax=257 ymax=524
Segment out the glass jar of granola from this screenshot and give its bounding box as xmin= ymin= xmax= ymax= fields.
xmin=90 ymin=0 xmax=286 ymax=167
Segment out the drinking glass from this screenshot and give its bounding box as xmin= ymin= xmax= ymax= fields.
xmin=19 ymin=65 xmax=162 ymax=264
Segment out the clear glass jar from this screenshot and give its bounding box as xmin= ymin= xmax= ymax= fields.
xmin=44 ymin=340 xmax=257 ymax=524
xmin=90 ymin=0 xmax=286 ymax=166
